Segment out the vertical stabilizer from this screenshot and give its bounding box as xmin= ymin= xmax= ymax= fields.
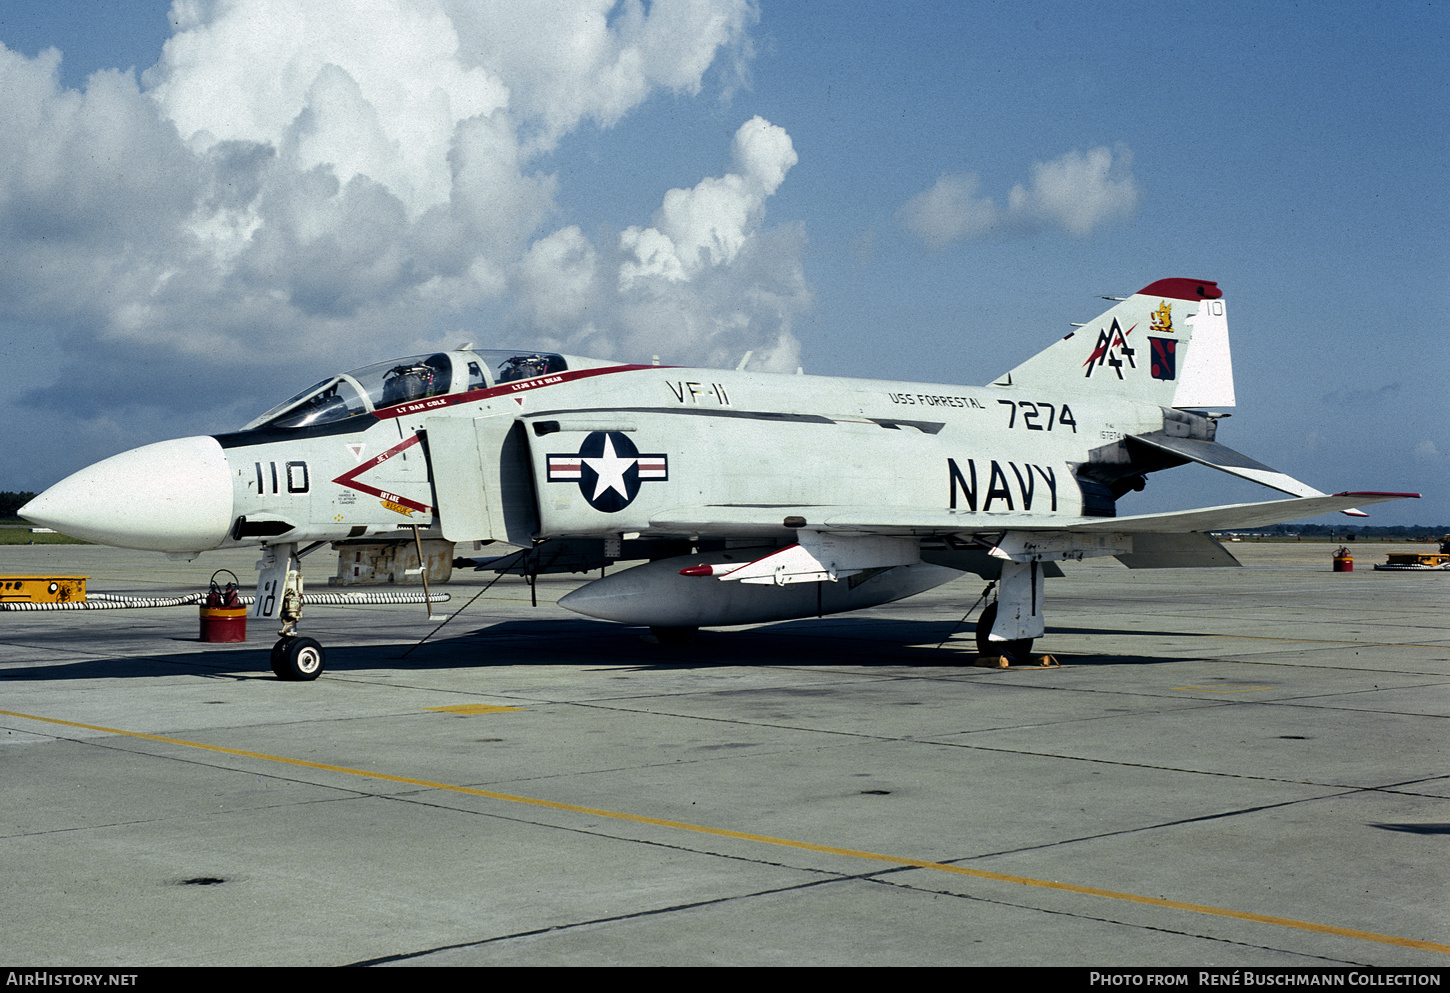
xmin=995 ymin=279 xmax=1235 ymax=408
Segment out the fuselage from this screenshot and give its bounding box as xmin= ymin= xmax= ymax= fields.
xmin=21 ymin=347 xmax=1177 ymax=555
xmin=39 ymin=281 xmax=1388 ymax=640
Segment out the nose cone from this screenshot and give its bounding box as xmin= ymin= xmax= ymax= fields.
xmin=21 ymin=436 xmax=234 ymax=553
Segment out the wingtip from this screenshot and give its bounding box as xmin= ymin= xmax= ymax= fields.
xmin=1333 ymin=491 xmax=1419 ymax=517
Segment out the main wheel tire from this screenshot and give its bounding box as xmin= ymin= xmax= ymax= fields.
xmin=974 ymin=603 xmax=1034 ymax=664
xmin=274 ymin=636 xmax=325 ymax=681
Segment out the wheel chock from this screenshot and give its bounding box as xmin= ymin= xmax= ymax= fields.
xmin=974 ymin=653 xmax=1061 ymax=669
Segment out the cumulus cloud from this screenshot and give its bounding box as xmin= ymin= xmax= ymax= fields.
xmin=619 ymin=115 xmax=796 ymax=286
xmin=509 ymin=224 xmax=602 ymax=336
xmin=0 ymin=0 xmax=780 ymax=485
xmin=149 ymin=0 xmax=510 ymax=216
xmin=530 ymin=115 xmax=807 ymax=371
xmin=1008 ymin=146 xmax=1139 ymax=236
xmin=895 ymin=173 xmax=1000 ymax=249
xmin=899 ymin=146 xmax=1139 ymax=248
xmin=608 ymin=218 xmax=809 ymax=372
xmin=447 ymin=0 xmax=759 ymax=150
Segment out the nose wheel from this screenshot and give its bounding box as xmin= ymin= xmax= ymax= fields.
xmin=271 ymin=636 xmax=326 ymax=681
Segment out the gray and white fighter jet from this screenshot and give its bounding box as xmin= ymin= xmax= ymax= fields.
xmin=21 ymin=278 xmax=1417 ymax=679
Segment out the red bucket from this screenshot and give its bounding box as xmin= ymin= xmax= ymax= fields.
xmin=200 ymin=569 xmax=246 ymax=641
xmin=200 ymin=606 xmax=247 ymax=642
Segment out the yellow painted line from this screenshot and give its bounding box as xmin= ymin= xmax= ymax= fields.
xmin=424 ymin=704 xmax=526 ymax=715
xmin=1174 ymin=685 xmax=1273 ymax=693
xmin=3 ymin=706 xmax=1446 ymax=956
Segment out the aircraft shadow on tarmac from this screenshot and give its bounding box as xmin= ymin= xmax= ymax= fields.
xmin=1 ymin=651 xmax=270 ymax=683
xmin=1371 ymin=823 xmax=1450 ymax=835
xmin=1 ymin=616 xmax=1185 ymax=681
xmin=381 ymin=616 xmax=1183 ymax=672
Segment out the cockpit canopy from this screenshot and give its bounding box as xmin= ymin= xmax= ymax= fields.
xmin=243 ymin=349 xmax=569 ymax=431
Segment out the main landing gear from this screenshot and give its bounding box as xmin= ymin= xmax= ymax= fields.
xmin=975 ymin=558 xmax=1044 ymax=664
xmin=974 ymin=602 xmax=1035 ymax=665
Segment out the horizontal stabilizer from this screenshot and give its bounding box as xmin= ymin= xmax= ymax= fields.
xmin=1128 ymin=432 xmax=1370 ymax=518
xmin=1071 ymin=492 xmax=1416 ymax=534
xmin=1128 ymin=433 xmax=1319 ymax=498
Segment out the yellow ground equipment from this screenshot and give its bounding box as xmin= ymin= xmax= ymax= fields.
xmin=0 ymin=575 xmax=88 ymax=604
xmin=1374 ymin=536 xmax=1450 ymax=571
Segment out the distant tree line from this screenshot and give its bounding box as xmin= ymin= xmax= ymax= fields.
xmin=0 ymin=491 xmax=37 ymax=519
xmin=1233 ymin=523 xmax=1449 ymax=540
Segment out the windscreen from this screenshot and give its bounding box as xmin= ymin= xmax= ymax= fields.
xmin=244 ymin=353 xmax=453 ymax=431
xmin=243 ymin=376 xmax=369 ymax=431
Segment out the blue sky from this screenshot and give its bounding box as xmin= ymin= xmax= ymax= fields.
xmin=0 ymin=1 xmax=1444 ymax=525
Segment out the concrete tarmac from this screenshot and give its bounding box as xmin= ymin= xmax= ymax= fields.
xmin=0 ymin=541 xmax=1446 ymax=967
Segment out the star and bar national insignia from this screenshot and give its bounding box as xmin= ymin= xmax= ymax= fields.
xmin=547 ymin=431 xmax=668 ymax=513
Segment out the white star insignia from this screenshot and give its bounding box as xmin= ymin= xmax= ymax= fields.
xmin=582 ymin=434 xmax=636 ymax=501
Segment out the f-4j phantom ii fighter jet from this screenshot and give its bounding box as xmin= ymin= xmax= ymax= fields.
xmin=21 ymin=278 xmax=1417 ymax=679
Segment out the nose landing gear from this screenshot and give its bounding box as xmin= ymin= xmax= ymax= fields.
xmin=256 ymin=541 xmax=328 ymax=680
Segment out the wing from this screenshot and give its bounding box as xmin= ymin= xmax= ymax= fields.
xmin=651 ymin=491 xmax=1418 ymax=580
xmin=650 ymin=491 xmax=1417 ymax=539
